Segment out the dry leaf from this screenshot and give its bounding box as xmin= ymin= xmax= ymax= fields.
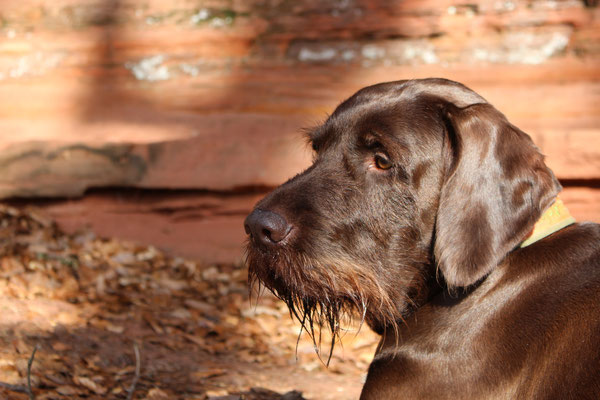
xmin=56 ymin=385 xmax=83 ymax=395
xmin=205 ymin=389 xmax=229 ymax=397
xmin=74 ymin=375 xmax=108 ymax=395
xmin=106 ymin=323 xmax=125 ymax=334
xmin=51 ymin=342 xmax=70 ymax=352
xmin=191 ymin=368 xmax=227 ymax=381
xmin=144 ymin=387 xmax=170 ymax=399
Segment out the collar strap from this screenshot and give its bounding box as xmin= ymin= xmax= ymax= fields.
xmin=520 ymin=197 xmax=576 ymax=248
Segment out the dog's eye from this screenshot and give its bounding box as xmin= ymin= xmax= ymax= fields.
xmin=312 ymin=142 xmax=318 ymax=152
xmin=374 ymin=154 xmax=392 ymax=170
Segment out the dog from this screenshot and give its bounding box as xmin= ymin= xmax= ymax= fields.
xmin=244 ymin=78 xmax=600 ymax=399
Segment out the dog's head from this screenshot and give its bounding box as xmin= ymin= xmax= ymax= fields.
xmin=244 ymin=78 xmax=560 ymax=341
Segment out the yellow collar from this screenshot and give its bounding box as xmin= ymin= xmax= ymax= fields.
xmin=520 ymin=197 xmax=576 ymax=248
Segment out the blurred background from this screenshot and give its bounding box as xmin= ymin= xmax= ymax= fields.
xmin=1 ymin=0 xmax=599 ymax=265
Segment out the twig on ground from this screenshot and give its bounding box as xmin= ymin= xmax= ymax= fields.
xmin=0 ymin=381 xmax=28 ymax=393
xmin=27 ymin=344 xmax=39 ymax=400
xmin=126 ymin=342 xmax=141 ymax=400
xmin=0 ymin=344 xmax=39 ymax=399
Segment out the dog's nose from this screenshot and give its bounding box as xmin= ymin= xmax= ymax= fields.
xmin=244 ymin=209 xmax=292 ymax=246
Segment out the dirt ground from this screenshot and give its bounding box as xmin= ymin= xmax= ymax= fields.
xmin=0 ymin=204 xmax=379 ymax=400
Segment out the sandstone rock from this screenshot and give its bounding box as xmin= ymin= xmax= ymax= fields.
xmin=0 ymin=113 xmax=312 ymax=197
xmin=0 ymin=2 xmax=598 ymax=199
xmin=21 ymin=190 xmax=265 ymax=264
xmin=16 ymin=185 xmax=599 ymax=264
xmin=559 ymin=186 xmax=600 ymax=223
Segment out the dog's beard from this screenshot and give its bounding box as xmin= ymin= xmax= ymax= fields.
xmin=245 ymin=244 xmax=408 ymax=364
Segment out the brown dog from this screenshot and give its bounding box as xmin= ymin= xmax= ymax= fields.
xmin=244 ymin=78 xmax=600 ymax=399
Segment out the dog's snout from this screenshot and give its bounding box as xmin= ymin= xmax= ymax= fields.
xmin=244 ymin=209 xmax=292 ymax=246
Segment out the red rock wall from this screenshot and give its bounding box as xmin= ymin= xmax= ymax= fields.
xmin=1 ymin=0 xmax=598 ymax=262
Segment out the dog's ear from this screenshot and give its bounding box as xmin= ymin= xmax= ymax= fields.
xmin=434 ymin=103 xmax=561 ymax=288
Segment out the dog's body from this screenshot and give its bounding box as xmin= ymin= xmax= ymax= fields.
xmin=363 ymin=222 xmax=600 ymax=399
xmin=244 ymin=79 xmax=600 ymax=399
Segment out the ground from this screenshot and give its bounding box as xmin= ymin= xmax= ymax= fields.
xmin=0 ymin=205 xmax=378 ymax=400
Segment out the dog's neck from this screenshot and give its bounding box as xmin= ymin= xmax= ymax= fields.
xmin=520 ymin=197 xmax=576 ymax=248
xmin=376 ymin=198 xmax=575 ymax=334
